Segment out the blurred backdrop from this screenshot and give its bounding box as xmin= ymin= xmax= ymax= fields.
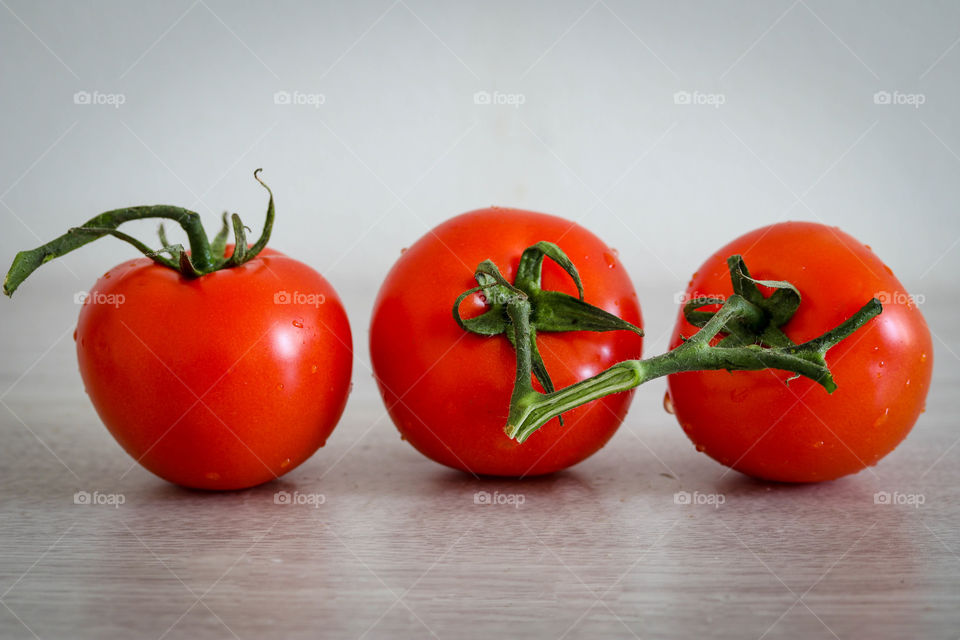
xmin=2 ymin=0 xmax=958 ymax=356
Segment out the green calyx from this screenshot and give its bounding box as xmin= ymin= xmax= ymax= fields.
xmin=453 ymin=241 xmax=644 ymax=425
xmin=456 ymin=243 xmax=883 ymax=444
xmin=3 ymin=169 xmax=275 ymax=297
xmin=683 ymin=255 xmax=802 ymax=349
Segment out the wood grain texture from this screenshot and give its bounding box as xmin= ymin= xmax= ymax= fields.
xmin=1 ymin=284 xmax=957 ymax=639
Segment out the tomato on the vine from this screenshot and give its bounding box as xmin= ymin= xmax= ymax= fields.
xmin=76 ymin=247 xmax=352 ymax=490
xmin=666 ymin=221 xmax=932 ymax=482
xmin=4 ymin=172 xmax=353 ymax=490
xmin=370 ymin=208 xmax=644 ymax=476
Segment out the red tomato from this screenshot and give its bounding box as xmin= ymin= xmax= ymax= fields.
xmin=369 ymin=208 xmax=644 ymax=476
xmin=76 ymin=247 xmax=353 ymax=490
xmin=667 ymin=222 xmax=932 ymax=482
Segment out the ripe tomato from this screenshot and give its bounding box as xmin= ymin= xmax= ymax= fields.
xmin=370 ymin=208 xmax=644 ymax=476
xmin=76 ymin=247 xmax=353 ymax=490
xmin=666 ymin=221 xmax=932 ymax=482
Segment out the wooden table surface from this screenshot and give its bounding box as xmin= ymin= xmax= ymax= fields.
xmin=1 ymin=282 xmax=957 ymax=640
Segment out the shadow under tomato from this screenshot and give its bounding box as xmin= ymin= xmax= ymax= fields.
xmin=711 ymin=469 xmax=864 ymax=497
xmin=426 ymin=465 xmax=596 ymax=493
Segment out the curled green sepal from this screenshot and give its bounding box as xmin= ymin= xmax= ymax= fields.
xmin=452 ymin=242 xmax=644 ymax=338
xmin=514 ymin=241 xmax=585 ymax=300
xmin=684 ymin=255 xmax=800 ymax=348
xmin=209 ymin=213 xmax=231 ymax=259
xmin=3 ymin=169 xmax=276 ymax=296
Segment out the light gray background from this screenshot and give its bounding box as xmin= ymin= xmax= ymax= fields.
xmin=2 ymin=0 xmax=959 ymax=295
xmin=1 ymin=2 xmax=959 ymax=639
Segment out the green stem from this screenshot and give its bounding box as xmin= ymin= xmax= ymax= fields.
xmin=4 ymin=206 xmax=210 ymax=296
xmin=456 ymin=243 xmax=883 ymax=445
xmin=508 ymin=361 xmax=644 ymax=442
xmin=3 ymin=170 xmax=275 ymax=297
xmin=506 ymin=296 xmax=882 ymax=442
xmin=67 ymin=226 xmax=179 ymax=270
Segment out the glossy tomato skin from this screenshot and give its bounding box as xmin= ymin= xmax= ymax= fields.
xmin=667 ymin=222 xmax=932 ymax=482
xmin=76 ymin=248 xmax=352 ymax=490
xmin=370 ymin=208 xmax=643 ymax=477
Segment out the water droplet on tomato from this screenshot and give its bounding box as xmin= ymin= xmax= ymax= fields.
xmin=280 ymin=458 xmax=291 ymax=469
xmin=205 ymin=471 xmax=220 ymax=481
xmin=73 ymin=329 xmax=78 ymax=342
xmin=878 ymin=360 xmax=885 ymax=368
xmin=603 ymin=251 xmax=617 ymax=269
xmin=873 ymin=408 xmax=890 ymax=428
xmin=277 ymin=383 xmax=284 ymax=391
xmin=349 ymin=383 xmax=355 ymax=394
xmin=865 ymin=244 xmax=872 ymax=251
xmin=310 ymin=364 xmax=318 ymax=374
xmin=292 ymin=319 xmax=304 ymax=328
xmin=905 ymin=379 xmax=911 ymax=386
xmin=695 ymin=444 xmax=706 ymax=453
xmin=663 ymin=391 xmax=675 ymax=414
xmin=813 ymin=440 xmax=824 ymax=448
xmin=401 ymin=247 xmax=408 ymax=254
xmin=883 ymin=264 xmax=893 ymax=275
xmin=920 ymin=352 xmax=927 ymax=363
